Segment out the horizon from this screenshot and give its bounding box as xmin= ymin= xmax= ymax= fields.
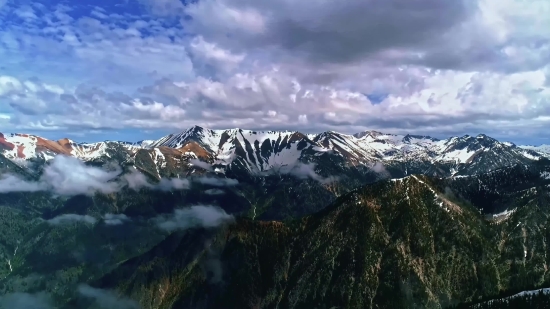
xmin=2 ymin=125 xmax=548 ymax=147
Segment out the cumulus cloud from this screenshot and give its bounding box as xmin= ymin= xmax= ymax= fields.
xmin=78 ymin=284 xmax=140 ymax=309
xmin=194 ymin=176 xmax=238 ymax=187
xmin=47 ymin=214 xmax=97 ymax=225
xmin=155 ymin=205 xmax=234 ymax=232
xmin=0 ymin=292 xmax=53 ymax=309
xmin=1 ymin=0 xmax=550 ymax=144
xmin=103 ymin=213 xmax=131 ymax=226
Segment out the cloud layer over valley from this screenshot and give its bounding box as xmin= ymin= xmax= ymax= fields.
xmin=0 ymin=155 xmax=239 ymax=195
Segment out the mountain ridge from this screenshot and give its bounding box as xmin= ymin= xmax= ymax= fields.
xmin=1 ymin=127 xmax=547 ymax=180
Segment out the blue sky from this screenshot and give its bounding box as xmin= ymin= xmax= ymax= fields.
xmin=0 ymin=0 xmax=549 ymax=145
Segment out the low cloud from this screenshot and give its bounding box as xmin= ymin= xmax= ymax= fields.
xmin=0 ymin=174 xmax=45 ymax=193
xmin=189 ymin=158 xmax=213 ymax=171
xmin=194 ymin=176 xmax=238 ymax=187
xmin=0 ymin=155 xmax=121 ymax=196
xmin=204 ymin=188 xmax=224 ymax=195
xmin=123 ymin=168 xmax=154 ymax=190
xmin=371 ymin=162 xmax=390 ymax=178
xmin=47 ymin=214 xmax=97 ymax=225
xmin=0 ymin=292 xmax=53 ymax=309
xmin=273 ymin=162 xmax=338 ymax=184
xmin=103 ymin=213 xmax=131 ymax=226
xmin=43 ymin=156 xmax=121 ymax=195
xmin=78 ymin=284 xmax=140 ymax=309
xmin=157 ymin=177 xmax=191 ymax=191
xmin=155 ymin=205 xmax=234 ymax=232
xmin=123 ymin=167 xmax=190 ymax=191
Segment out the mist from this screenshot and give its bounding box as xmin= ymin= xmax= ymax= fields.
xmin=0 ymin=292 xmax=53 ymax=309
xmin=155 ymin=205 xmax=234 ymax=232
xmin=103 ymin=213 xmax=131 ymax=226
xmin=47 ymin=214 xmax=97 ymax=225
xmin=78 ymin=284 xmax=140 ymax=309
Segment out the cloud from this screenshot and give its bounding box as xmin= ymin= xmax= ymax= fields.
xmin=371 ymin=162 xmax=390 ymax=178
xmin=0 ymin=155 xmax=121 ymax=195
xmin=78 ymin=284 xmax=140 ymax=309
xmin=194 ymin=176 xmax=238 ymax=187
xmin=155 ymin=205 xmax=234 ymax=232
xmin=204 ymin=188 xmax=224 ymax=195
xmin=0 ymin=174 xmax=45 ymax=193
xmin=157 ymin=177 xmax=191 ymax=191
xmin=103 ymin=213 xmax=131 ymax=226
xmin=189 ymin=158 xmax=213 ymax=171
xmin=47 ymin=214 xmax=97 ymax=225
xmin=270 ymin=162 xmax=338 ymax=184
xmin=1 ymin=0 xmax=550 ymax=144
xmin=123 ymin=168 xmax=190 ymax=191
xmin=123 ymin=168 xmax=154 ymax=190
xmin=184 ymin=0 xmax=477 ymax=67
xmin=0 ymin=292 xmax=53 ymax=309
xmin=42 ymin=155 xmax=121 ymax=195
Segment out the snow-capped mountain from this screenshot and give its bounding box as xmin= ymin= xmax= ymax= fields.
xmin=0 ymin=127 xmax=547 ymax=178
xmin=520 ymin=144 xmax=550 ymax=157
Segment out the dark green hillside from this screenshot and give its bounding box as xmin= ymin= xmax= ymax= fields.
xmin=91 ymin=175 xmax=531 ymax=309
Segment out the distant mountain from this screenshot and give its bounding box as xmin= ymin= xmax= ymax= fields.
xmin=1 ymin=127 xmax=547 ymax=179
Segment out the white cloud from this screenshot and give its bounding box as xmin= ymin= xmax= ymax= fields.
xmin=189 ymin=158 xmax=213 ymax=171
xmin=272 ymin=162 xmax=338 ymax=184
xmin=157 ymin=177 xmax=191 ymax=191
xmin=103 ymin=213 xmax=131 ymax=226
xmin=42 ymin=155 xmax=121 ymax=195
xmin=194 ymin=176 xmax=238 ymax=187
xmin=204 ymin=188 xmax=224 ymax=195
xmin=47 ymin=214 xmax=97 ymax=225
xmin=0 ymin=155 xmax=121 ymax=195
xmin=123 ymin=168 xmax=154 ymax=190
xmin=155 ymin=205 xmax=234 ymax=232
xmin=0 ymin=174 xmax=45 ymax=193
xmin=1 ymin=0 xmax=550 ymax=143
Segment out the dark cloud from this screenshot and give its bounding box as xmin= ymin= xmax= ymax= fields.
xmin=185 ymin=0 xmax=487 ymax=69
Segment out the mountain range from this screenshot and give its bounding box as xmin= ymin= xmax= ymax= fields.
xmin=1 ymin=126 xmax=548 ymax=178
xmin=0 ymin=127 xmax=550 ymax=308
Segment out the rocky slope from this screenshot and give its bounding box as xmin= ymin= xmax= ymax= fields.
xmin=1 ymin=128 xmax=550 ymax=308
xmin=83 ymin=160 xmax=550 ymax=309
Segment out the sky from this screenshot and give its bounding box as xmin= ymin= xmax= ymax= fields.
xmin=0 ymin=0 xmax=549 ymax=145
